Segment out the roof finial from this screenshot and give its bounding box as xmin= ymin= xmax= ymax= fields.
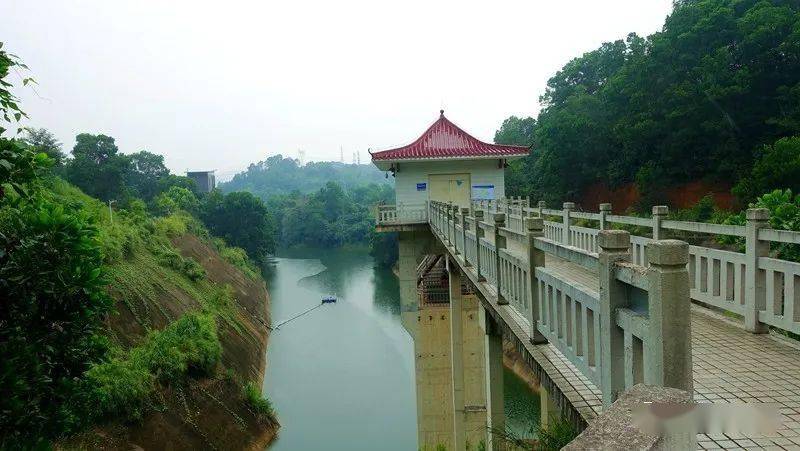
xmin=440 ymin=109 xmax=444 ymax=117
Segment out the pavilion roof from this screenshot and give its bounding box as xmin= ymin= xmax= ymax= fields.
xmin=370 ymin=111 xmax=529 ymax=162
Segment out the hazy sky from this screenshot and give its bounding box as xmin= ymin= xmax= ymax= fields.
xmin=3 ymin=0 xmax=672 ymax=180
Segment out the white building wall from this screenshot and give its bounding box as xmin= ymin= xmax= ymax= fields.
xmin=393 ymin=159 xmax=506 ymax=206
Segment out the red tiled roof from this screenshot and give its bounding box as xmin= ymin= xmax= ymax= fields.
xmin=370 ymin=111 xmax=529 ymax=161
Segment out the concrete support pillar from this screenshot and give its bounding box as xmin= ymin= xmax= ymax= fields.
xmin=562 ymin=202 xmax=574 ymax=246
xmin=646 ymin=240 xmax=693 ymax=394
xmin=525 ymin=217 xmax=548 ymax=344
xmin=598 ymin=230 xmax=631 ymax=407
xmin=652 ymin=205 xmax=669 ymax=240
xmin=745 ymin=208 xmax=770 ymax=333
xmin=475 ymin=210 xmax=486 ymax=282
xmin=494 ymin=213 xmax=508 ymax=305
xmin=599 ymin=203 xmax=612 ymax=230
xmin=482 ymin=308 xmax=505 ymax=451
xmin=448 ymin=259 xmax=466 ymax=450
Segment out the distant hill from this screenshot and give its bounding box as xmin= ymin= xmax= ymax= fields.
xmin=221 ymin=154 xmax=390 ymax=199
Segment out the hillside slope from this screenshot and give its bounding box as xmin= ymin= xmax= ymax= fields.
xmin=52 ymin=182 xmax=279 ymax=449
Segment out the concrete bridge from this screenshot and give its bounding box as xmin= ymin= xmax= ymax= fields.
xmin=377 ymin=199 xmax=800 ymax=450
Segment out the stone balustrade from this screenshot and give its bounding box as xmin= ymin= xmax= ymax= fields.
xmin=428 ymin=200 xmax=694 ymax=406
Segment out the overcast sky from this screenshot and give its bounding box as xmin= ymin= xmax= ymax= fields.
xmin=3 ymin=0 xmax=672 ymax=180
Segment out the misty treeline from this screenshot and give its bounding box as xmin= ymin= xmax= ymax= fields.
xmin=221 ymin=155 xmax=398 ymax=267
xmin=23 ymin=129 xmax=277 ymax=260
xmin=495 ymin=0 xmax=800 ymax=209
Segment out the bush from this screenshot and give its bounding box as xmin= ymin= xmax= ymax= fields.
xmin=130 ymin=312 xmax=222 ymax=382
xmin=154 ymin=213 xmax=189 ymax=237
xmin=83 ymin=358 xmax=154 ymax=421
xmin=155 ymin=247 xmax=206 ymax=281
xmin=734 ymin=137 xmax=800 ymax=203
xmin=243 ymin=381 xmax=275 ymax=422
xmin=535 ymin=418 xmax=578 ymax=451
xmin=0 ymin=147 xmax=112 ymax=445
xmin=216 ymin=240 xmax=259 ymax=278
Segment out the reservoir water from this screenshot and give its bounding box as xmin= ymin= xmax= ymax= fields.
xmin=263 ymin=247 xmax=539 ymax=450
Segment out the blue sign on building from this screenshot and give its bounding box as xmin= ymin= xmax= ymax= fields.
xmin=416 ymin=183 xmax=427 ymax=191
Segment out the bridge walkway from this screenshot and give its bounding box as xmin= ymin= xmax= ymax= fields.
xmin=457 ymin=248 xmax=800 ymax=450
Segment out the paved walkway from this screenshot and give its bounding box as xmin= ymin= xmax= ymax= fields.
xmin=521 ymin=255 xmax=800 ymax=450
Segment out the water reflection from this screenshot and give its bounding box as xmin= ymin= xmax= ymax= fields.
xmin=262 ymin=247 xmax=539 ymax=450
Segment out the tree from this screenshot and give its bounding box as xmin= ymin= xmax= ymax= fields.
xmin=733 ymin=136 xmax=800 ymax=202
xmin=21 ymin=127 xmax=64 ymax=166
xmin=201 ymin=190 xmax=276 ymax=259
xmin=127 ymin=150 xmax=170 ymax=200
xmin=497 ymin=1 xmax=800 ymax=207
xmin=64 ymin=133 xmax=132 ymax=201
xmin=154 ymin=186 xmax=200 ymax=215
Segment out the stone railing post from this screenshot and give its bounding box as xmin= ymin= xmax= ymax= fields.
xmin=537 ymin=201 xmax=545 ymax=218
xmin=494 ymin=213 xmax=508 ymax=305
xmin=599 ymin=203 xmax=612 ymax=230
xmin=646 ymin=240 xmax=692 ymax=394
xmin=526 ymin=217 xmax=547 ymax=344
xmin=598 ymin=230 xmax=631 ymax=407
xmin=446 ymin=202 xmax=453 ymax=245
xmin=652 ymin=206 xmax=669 ymax=240
xmin=452 ymin=205 xmax=461 ymax=255
xmin=475 ymin=210 xmax=485 ymax=282
xmin=461 ymin=208 xmax=469 ymax=263
xmin=563 ymin=202 xmax=575 ymax=246
xmin=745 ymin=208 xmax=770 ymax=334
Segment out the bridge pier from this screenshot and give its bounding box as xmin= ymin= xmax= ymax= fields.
xmin=482 ymin=308 xmax=505 ymax=450
xmin=449 ymin=258 xmax=467 ymax=451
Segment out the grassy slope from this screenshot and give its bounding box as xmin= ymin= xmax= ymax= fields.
xmin=50 ymin=180 xmax=278 ymax=450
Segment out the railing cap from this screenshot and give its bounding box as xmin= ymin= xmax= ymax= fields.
xmin=524 ymin=217 xmax=544 ymax=231
xmin=746 ymin=208 xmax=770 ymax=221
xmin=598 ymin=230 xmax=631 ymax=251
xmin=474 ymin=210 xmax=484 ymax=218
xmin=461 ymin=207 xmax=470 ymax=215
xmin=652 ymin=205 xmax=669 ymax=216
xmin=538 ymin=201 xmax=546 ymax=208
xmin=599 ymin=203 xmax=612 ymax=212
xmin=647 ymin=239 xmax=689 ymax=266
xmin=563 ymin=202 xmax=575 ymax=210
xmin=493 ymin=213 xmax=506 ymax=224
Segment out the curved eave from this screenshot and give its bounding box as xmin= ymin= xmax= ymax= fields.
xmin=372 ymin=152 xmax=528 ymax=171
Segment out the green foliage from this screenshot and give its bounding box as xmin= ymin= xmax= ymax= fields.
xmin=130 ymin=312 xmax=221 ymax=382
xmin=83 ymin=357 xmax=154 ymax=421
xmin=535 ymin=418 xmax=578 ymax=451
xmin=127 ymin=150 xmax=170 ymax=200
xmin=153 ymin=185 xmax=200 ymax=215
xmin=84 ymin=312 xmax=222 ymax=423
xmin=734 ymin=136 xmax=800 ymax=202
xmin=215 ymin=239 xmax=260 ymax=278
xmin=64 ymin=133 xmax=132 ymax=202
xmin=155 ymin=212 xmax=190 ymax=237
xmin=201 ymin=189 xmax=276 ymax=259
xmin=0 ymin=139 xmax=112 ymax=445
xmin=222 ymin=154 xmax=389 ymax=198
xmin=500 ymin=1 xmax=800 ymax=204
xmin=721 ymin=189 xmax=800 ymax=261
xmin=21 ymin=127 xmax=64 ymax=166
xmin=0 ymin=42 xmax=34 ymax=136
xmin=154 ymin=247 xmax=206 ymax=281
xmin=0 ymin=138 xmax=51 ymax=199
xmin=243 ymin=381 xmax=275 ymax=422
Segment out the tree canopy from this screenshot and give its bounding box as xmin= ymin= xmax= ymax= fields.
xmin=500 ymin=0 xmax=800 ymax=206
